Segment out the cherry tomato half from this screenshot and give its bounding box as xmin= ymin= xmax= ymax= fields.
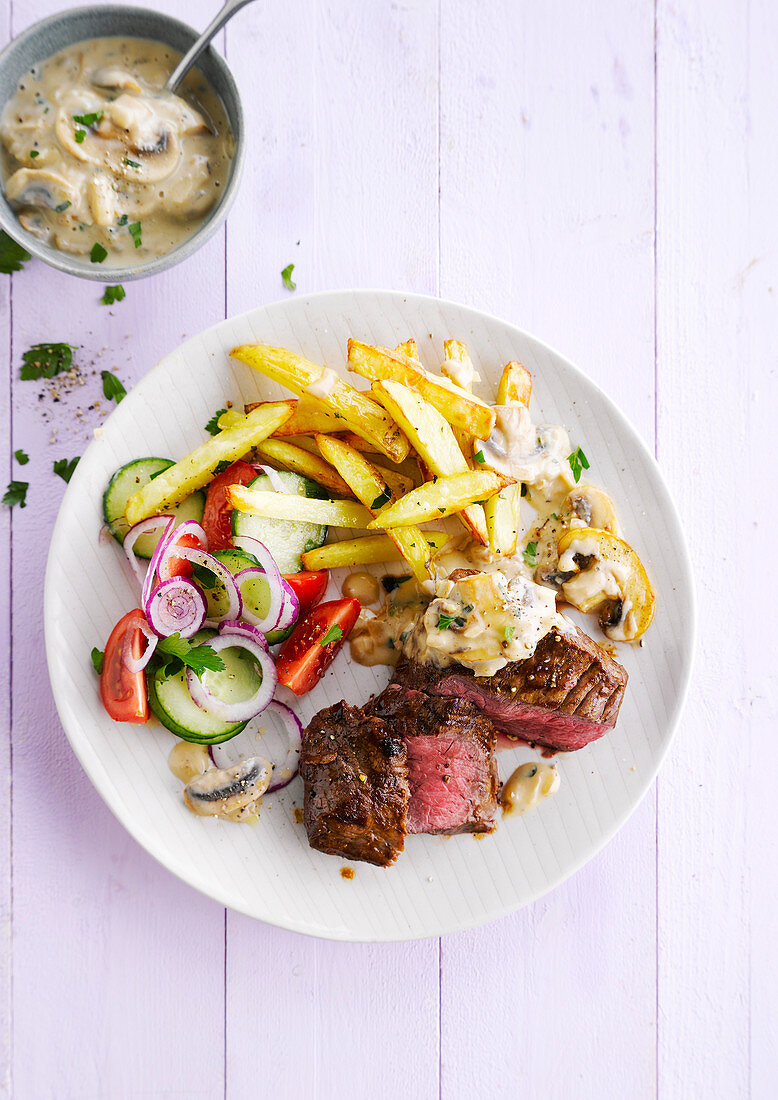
xmin=201 ymin=460 xmax=256 ymax=551
xmin=165 ymin=531 xmax=204 ymax=578
xmin=100 ymin=609 xmax=149 ymax=723
xmin=275 ymin=598 xmax=361 ymax=695
xmin=282 ymin=570 xmax=329 ymax=620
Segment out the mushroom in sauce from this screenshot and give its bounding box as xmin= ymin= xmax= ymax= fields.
xmin=184 ymin=756 xmax=273 ymax=820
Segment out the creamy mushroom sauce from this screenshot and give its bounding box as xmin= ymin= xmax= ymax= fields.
xmin=0 ymin=37 xmax=233 ymax=263
xmin=500 ymin=762 xmax=560 ymax=816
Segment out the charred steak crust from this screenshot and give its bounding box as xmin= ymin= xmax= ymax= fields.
xmin=300 ymin=701 xmax=409 ymax=867
xmin=367 ymin=686 xmax=499 ymax=835
xmin=393 ymin=623 xmax=628 ymax=753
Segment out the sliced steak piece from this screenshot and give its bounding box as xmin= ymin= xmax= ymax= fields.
xmin=393 ymin=623 xmax=628 ymax=753
xmin=300 ymin=701 xmax=409 ymax=867
xmin=367 ymin=686 xmax=499 ymax=835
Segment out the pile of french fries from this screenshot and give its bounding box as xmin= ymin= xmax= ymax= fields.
xmin=125 ymin=334 xmax=534 ymax=584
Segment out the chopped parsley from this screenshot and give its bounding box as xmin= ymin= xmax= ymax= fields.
xmin=503 ymin=624 xmax=515 ymax=643
xmin=213 ymin=460 xmax=232 ymax=475
xmin=381 ymin=574 xmax=411 ymax=593
xmin=319 ymin=624 xmax=344 ymax=647
xmin=156 ymin=633 xmax=225 ymax=677
xmin=74 ymin=130 xmax=86 ymax=144
xmin=281 ymin=263 xmax=296 ymax=290
xmin=123 ymin=157 xmax=141 ymax=169
xmin=437 ymin=605 xmax=473 ymax=632
xmin=20 ymin=343 xmax=75 ymax=380
xmin=522 ymin=541 xmax=538 ymax=567
xmin=438 ymin=506 xmax=446 ymax=514
xmin=29 ymin=149 xmax=39 ymax=159
xmin=101 ymin=370 xmax=126 ymax=404
xmin=73 ymin=110 xmax=103 ymax=127
xmin=204 ymin=408 xmax=227 ymax=435
xmin=567 ymin=446 xmax=590 ymax=483
xmin=89 ymin=242 xmax=107 ymax=263
xmin=117 ymin=214 xmax=129 ymax=226
xmin=474 ymin=450 xmax=485 ymax=463
xmin=128 ymin=221 xmax=142 ymax=248
xmin=0 ymin=230 xmax=31 ymax=274
xmin=55 ymin=201 xmax=71 ymax=214
xmin=101 ymin=284 xmax=125 ymax=305
xmin=14 ymin=450 xmax=29 ymax=466
xmin=371 ymin=487 xmax=391 ymax=510
xmin=3 ymin=481 xmax=28 ymax=508
xmin=53 ymin=456 xmax=80 ymax=483
xmin=91 ymin=647 xmax=104 ymax=674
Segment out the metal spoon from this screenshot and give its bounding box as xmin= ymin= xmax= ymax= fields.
xmin=165 ymin=0 xmax=256 ymax=92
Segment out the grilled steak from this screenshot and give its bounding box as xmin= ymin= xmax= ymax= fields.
xmin=394 ymin=623 xmax=628 ymax=753
xmin=367 ymin=686 xmax=499 ymax=835
xmin=300 ymin=701 xmax=409 ymax=867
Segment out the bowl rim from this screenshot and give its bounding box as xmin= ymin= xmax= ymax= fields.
xmin=0 ymin=3 xmax=245 ymax=282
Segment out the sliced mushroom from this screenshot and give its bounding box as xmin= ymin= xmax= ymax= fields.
xmin=564 ymin=485 xmax=618 ymax=533
xmin=161 ymin=154 xmax=217 ymax=215
xmin=55 ymin=97 xmax=181 ymax=183
xmin=557 ymin=527 xmax=655 ymax=642
xmin=184 ymin=756 xmax=273 ymax=818
xmin=5 ymin=167 xmax=79 ymax=211
xmin=90 ymin=66 xmax=143 ymax=95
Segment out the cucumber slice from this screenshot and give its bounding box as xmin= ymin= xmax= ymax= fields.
xmin=147 ymin=630 xmax=263 ymax=743
xmin=264 ymin=623 xmax=295 ymax=646
xmin=231 ymin=472 xmax=328 ymax=574
xmin=104 ymin=457 xmax=205 ymax=558
xmin=211 ymin=549 xmax=292 ymax=638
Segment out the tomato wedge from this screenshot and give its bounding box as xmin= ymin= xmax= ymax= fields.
xmin=276 ymin=598 xmax=361 ymax=695
xmin=201 ymin=460 xmax=256 ymax=551
xmin=165 ymin=531 xmax=204 ymax=578
xmin=100 ymin=609 xmax=149 ymax=723
xmin=282 ymin=570 xmax=329 ymax=620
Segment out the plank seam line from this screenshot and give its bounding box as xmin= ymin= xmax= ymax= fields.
xmin=653 ymin=2 xmax=660 ymax=1098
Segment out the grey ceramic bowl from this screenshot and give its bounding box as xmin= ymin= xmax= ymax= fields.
xmin=0 ymin=5 xmax=244 ymax=281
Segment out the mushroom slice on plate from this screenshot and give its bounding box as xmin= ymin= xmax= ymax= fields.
xmin=90 ymin=66 xmax=143 ymax=95
xmin=557 ymin=527 xmax=656 ymax=642
xmin=563 ymin=484 xmax=618 ymax=533
xmin=184 ymin=756 xmax=273 ymax=818
xmin=5 ymin=167 xmax=79 ymax=211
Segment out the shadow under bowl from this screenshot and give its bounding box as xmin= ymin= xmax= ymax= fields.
xmin=0 ymin=4 xmax=244 ymax=282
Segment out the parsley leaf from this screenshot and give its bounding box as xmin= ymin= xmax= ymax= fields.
xmin=436 ymin=611 xmax=467 ymax=632
xmin=503 ymin=624 xmax=515 ymax=643
xmin=128 ymin=221 xmax=142 ymax=248
xmin=281 ymin=263 xmax=296 ymax=290
xmin=53 ymin=456 xmax=80 ymax=483
xmin=90 ymin=242 xmax=107 ymax=263
xmin=101 ymin=370 xmax=126 ymax=404
xmin=14 ymin=449 xmax=29 ymax=466
xmin=29 ymin=149 xmax=39 ymax=159
xmin=74 ymin=129 xmax=86 ymax=144
xmin=156 ymin=633 xmax=225 ymax=676
xmin=91 ymin=647 xmax=104 ymax=674
xmin=20 ymin=343 xmax=75 ymax=380
xmin=101 ymin=284 xmax=125 ymax=305
xmin=123 ymin=157 xmax=141 ymax=169
xmin=474 ymin=450 xmax=485 ymax=463
xmin=204 ymin=408 xmax=226 ymax=435
xmin=319 ymin=624 xmax=344 ymax=647
xmin=3 ymin=481 xmax=28 ymax=508
xmin=73 ymin=110 xmax=103 ymax=127
xmin=371 ymin=486 xmax=391 ymax=510
xmin=117 ymin=214 xmax=128 ymax=227
xmin=381 ymin=574 xmax=411 ymax=593
xmin=0 ymin=230 xmax=31 ymax=274
xmin=523 ymin=541 xmax=538 ymax=567
xmin=213 ymin=460 xmax=231 ymax=475
xmin=55 ymin=201 xmax=71 ymax=214
xmin=567 ymin=446 xmax=590 ymax=483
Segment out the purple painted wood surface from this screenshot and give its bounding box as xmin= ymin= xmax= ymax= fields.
xmin=0 ymin=1 xmax=774 ymax=1097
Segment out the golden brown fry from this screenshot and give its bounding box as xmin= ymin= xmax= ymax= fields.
xmin=347 ymin=339 xmax=495 ymax=440
xmin=228 ymin=485 xmax=372 ymax=528
xmin=254 ymin=438 xmax=354 ymax=498
xmin=483 ymin=484 xmax=523 ymax=557
xmin=497 ymin=360 xmax=532 ymax=407
xmin=242 ymin=397 xmax=342 ymax=436
xmin=301 ymin=530 xmax=450 ymax=571
xmin=395 ymin=339 xmax=419 ymax=360
xmin=441 ymin=339 xmax=479 ymax=393
xmin=367 ymin=470 xmax=513 ymax=530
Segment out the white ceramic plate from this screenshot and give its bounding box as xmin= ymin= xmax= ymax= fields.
xmin=44 ymin=290 xmax=694 ymax=941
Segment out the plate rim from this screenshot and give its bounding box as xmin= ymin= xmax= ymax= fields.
xmin=43 ymin=287 xmax=697 ymax=941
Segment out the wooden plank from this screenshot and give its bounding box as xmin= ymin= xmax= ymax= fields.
xmin=224 ymin=2 xmax=440 ymax=1097
xmin=7 ymin=2 xmax=229 ymax=1095
xmin=438 ymin=2 xmax=658 ymax=1096
xmin=655 ymin=1 xmax=776 ymax=1094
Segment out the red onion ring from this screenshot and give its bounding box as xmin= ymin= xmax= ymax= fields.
xmin=145 ymin=577 xmax=207 ymax=638
xmin=274 ymin=578 xmax=300 ymax=631
xmin=141 ymin=517 xmax=182 ymax=606
xmin=234 ymin=567 xmax=284 ymax=633
xmin=159 ymin=544 xmax=241 ymax=621
xmin=218 ymin=619 xmax=269 ymax=651
xmin=121 ymin=616 xmax=158 ymax=673
xmin=186 ymin=635 xmax=277 ymax=723
xmin=123 ymin=516 xmax=174 ymax=588
xmin=209 ymin=700 xmax=302 ymax=792
xmin=255 ymin=463 xmax=289 ymax=494
xmin=156 ymin=521 xmax=208 ymax=581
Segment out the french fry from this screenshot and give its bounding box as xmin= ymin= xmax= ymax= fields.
xmin=372 ymin=380 xmax=488 ymax=544
xmin=216 ymin=408 xmax=246 ymax=431
xmin=227 ymin=485 xmax=372 ymax=529
xmin=230 ymin=344 xmax=409 ymax=462
xmin=483 ymin=484 xmax=523 ymax=557
xmin=441 ymin=339 xmax=479 ymax=393
xmin=301 ymin=530 xmax=450 ymax=571
xmin=315 ymin=434 xmax=433 ymax=581
xmin=395 ymin=339 xmax=419 ymax=360
xmin=126 ymin=403 xmax=292 ymax=525
xmin=367 ymin=470 xmax=513 ymax=530
xmin=497 ymin=360 xmax=532 ymax=407
xmin=254 ymin=438 xmax=354 ymax=498
xmin=241 ymin=397 xmax=342 ymax=436
xmin=347 ymin=339 xmax=495 ymax=440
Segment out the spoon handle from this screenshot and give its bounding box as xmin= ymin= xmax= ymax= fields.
xmin=166 ymin=0 xmax=256 ymax=92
